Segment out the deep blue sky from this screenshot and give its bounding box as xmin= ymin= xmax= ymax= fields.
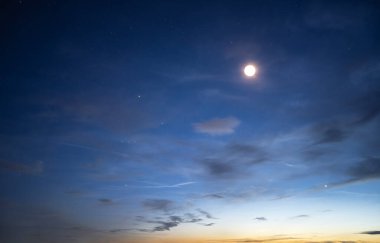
xmin=1 ymin=1 xmax=380 ymax=242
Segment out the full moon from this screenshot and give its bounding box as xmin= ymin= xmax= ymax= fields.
xmin=244 ymin=64 xmax=256 ymax=77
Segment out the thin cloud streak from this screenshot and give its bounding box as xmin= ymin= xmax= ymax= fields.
xmin=125 ymin=181 xmax=196 ymax=189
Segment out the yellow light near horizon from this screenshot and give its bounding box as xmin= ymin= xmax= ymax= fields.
xmin=244 ymin=64 xmax=256 ymax=77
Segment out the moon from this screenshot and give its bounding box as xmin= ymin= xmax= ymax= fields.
xmin=244 ymin=64 xmax=256 ymax=77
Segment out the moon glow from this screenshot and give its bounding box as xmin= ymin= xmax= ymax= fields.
xmin=244 ymin=64 xmax=256 ymax=77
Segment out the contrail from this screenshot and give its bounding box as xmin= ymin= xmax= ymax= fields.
xmin=125 ymin=181 xmax=196 ymax=189
xmin=60 ymin=142 xmax=130 ymax=158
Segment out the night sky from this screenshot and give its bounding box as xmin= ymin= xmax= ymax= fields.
xmin=1 ymin=1 xmax=380 ymax=242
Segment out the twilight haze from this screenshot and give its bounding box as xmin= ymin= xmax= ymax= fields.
xmin=1 ymin=1 xmax=380 ymax=243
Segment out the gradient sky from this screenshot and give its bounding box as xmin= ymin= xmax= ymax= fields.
xmin=1 ymin=1 xmax=380 ymax=243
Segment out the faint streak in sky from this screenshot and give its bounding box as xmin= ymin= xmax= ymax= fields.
xmin=60 ymin=142 xmax=130 ymax=158
xmin=125 ymin=181 xmax=196 ymax=189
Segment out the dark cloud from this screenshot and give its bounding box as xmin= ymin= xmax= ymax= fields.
xmin=109 ymin=228 xmax=131 ymax=233
xmin=169 ymin=215 xmax=183 ymax=222
xmin=348 ymin=157 xmax=380 ymax=180
xmin=360 ymin=230 xmax=380 ymax=235
xmin=226 ymin=143 xmax=268 ymax=164
xmin=327 ymin=157 xmax=380 ymax=188
xmin=184 ymin=213 xmax=203 ymax=223
xmin=0 ymin=160 xmax=44 ymax=175
xmin=196 ymin=209 xmax=216 ymax=219
xmin=201 ymin=158 xmax=237 ymax=178
xmin=312 ymin=123 xmax=347 ymax=144
xmin=349 ymin=91 xmax=380 ymax=126
xmin=200 ymin=223 xmax=215 ymax=226
xmin=141 ymin=214 xmax=201 ymax=232
xmin=203 ymin=193 xmax=224 ymax=199
xmin=133 ymin=209 xmax=215 ymax=232
xmin=291 ymin=214 xmax=309 ymax=219
xmin=199 ymin=142 xmax=268 ymax=180
xmin=255 ymin=217 xmax=267 ymax=221
xmin=307 ymin=91 xmax=380 ymax=147
xmin=98 ymin=198 xmax=114 ymax=206
xmin=151 ymin=221 xmax=179 ymax=232
xmin=142 ymin=199 xmax=174 ymax=212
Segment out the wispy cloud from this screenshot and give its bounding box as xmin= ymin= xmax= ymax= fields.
xmin=125 ymin=181 xmax=196 ymax=189
xmin=200 ymin=222 xmax=215 ymax=226
xmin=196 ymin=209 xmax=216 ymax=219
xmin=291 ymin=214 xmax=310 ymax=219
xmin=193 ymin=117 xmax=240 ymax=135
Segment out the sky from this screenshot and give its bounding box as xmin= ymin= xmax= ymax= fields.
xmin=1 ymin=0 xmax=380 ymax=242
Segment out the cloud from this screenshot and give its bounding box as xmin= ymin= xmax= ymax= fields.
xmin=203 ymin=193 xmax=225 ymax=199
xmin=291 ymin=214 xmax=310 ymax=219
xmin=142 ymin=199 xmax=174 ymax=212
xmin=201 ymin=158 xmax=238 ymax=179
xmin=359 ymin=230 xmax=380 ymax=235
xmin=312 ymin=123 xmax=347 ymax=144
xmin=196 ymin=209 xmax=216 ymax=219
xmin=149 ymin=220 xmax=180 ymax=232
xmin=132 ymin=207 xmax=216 ymax=233
xmin=305 ymin=91 xmax=380 ymax=146
xmin=125 ymin=181 xmax=196 ymax=189
xmin=138 ymin=214 xmax=204 ymax=232
xmin=184 ymin=213 xmax=203 ymax=223
xmin=255 ymin=217 xmax=267 ymax=221
xmin=0 ymin=160 xmax=44 ymax=175
xmin=198 ymin=142 xmax=268 ymax=180
xmin=98 ymin=198 xmax=114 ymax=206
xmin=193 ymin=117 xmax=240 ymax=135
xmin=226 ymin=143 xmax=268 ymax=164
xmin=140 ymin=215 xmax=189 ymax=232
xmin=200 ymin=223 xmax=215 ymax=226
xmin=109 ymin=228 xmax=133 ymax=233
xmin=348 ymin=157 xmax=380 ymax=180
xmin=325 ymin=157 xmax=380 ymax=188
